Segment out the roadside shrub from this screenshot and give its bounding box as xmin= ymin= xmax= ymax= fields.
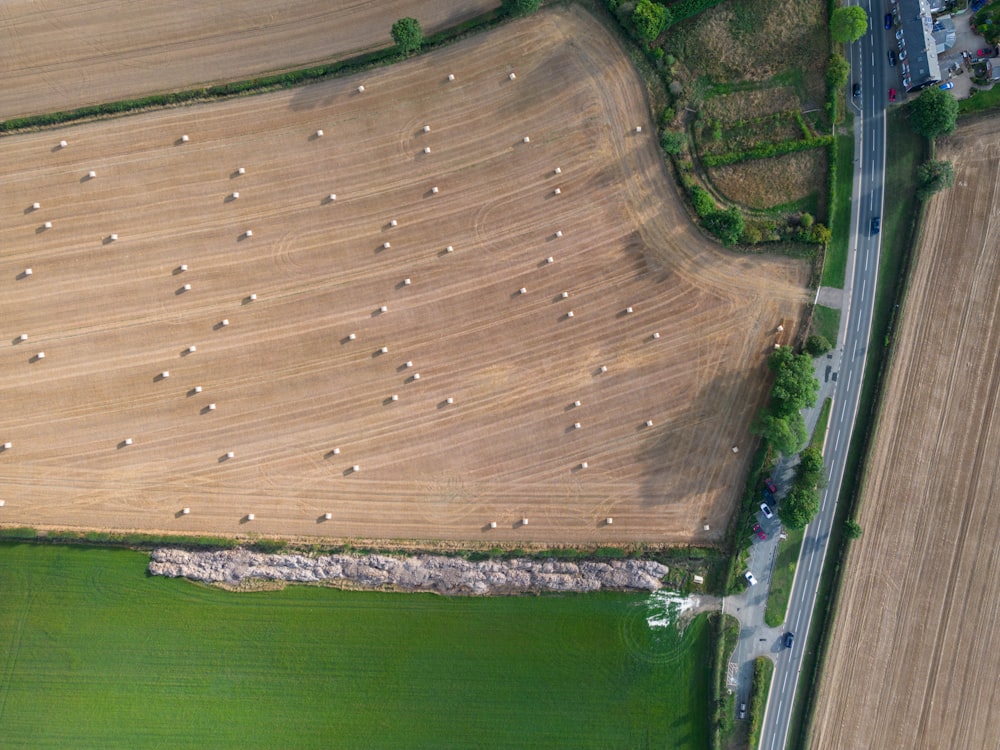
xmin=631 ymin=0 xmax=671 ymax=41
xmin=704 ymin=206 xmax=744 ymax=247
xmin=915 ymin=159 xmax=955 ymax=200
xmin=502 ymin=0 xmax=540 ymax=15
xmin=660 ymin=129 xmax=687 ymax=155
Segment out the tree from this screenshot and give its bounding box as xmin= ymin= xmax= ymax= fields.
xmin=768 ymin=347 xmax=820 ymax=413
xmin=909 ymin=87 xmax=959 ymax=139
xmin=826 ymin=53 xmax=850 ymax=89
xmin=804 ymin=334 xmax=833 ymax=357
xmin=795 ymin=446 xmax=826 ymax=488
xmin=391 ymin=17 xmax=423 ymax=55
xmin=503 ymin=0 xmax=540 ymax=16
xmin=780 ymin=486 xmax=820 ymax=529
xmin=916 ymin=159 xmax=956 ymax=200
xmin=845 ymin=519 xmax=864 ymax=539
xmin=632 ymin=0 xmax=671 ymax=41
xmin=811 ymin=223 xmax=832 ymax=245
xmin=705 ymin=206 xmax=744 ymax=247
xmin=753 ymin=411 xmax=808 ymax=456
xmin=830 ymin=6 xmax=868 ymax=43
xmin=660 ymin=130 xmax=687 ymax=155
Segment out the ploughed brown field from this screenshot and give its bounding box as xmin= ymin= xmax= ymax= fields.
xmin=810 ymin=116 xmax=1000 ymax=747
xmin=0 ymin=0 xmax=499 ymax=119
xmin=0 ymin=7 xmax=808 ymax=544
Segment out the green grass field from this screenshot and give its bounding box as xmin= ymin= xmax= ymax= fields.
xmin=821 ymin=133 xmax=855 ymax=289
xmin=0 ymin=543 xmax=712 ymax=749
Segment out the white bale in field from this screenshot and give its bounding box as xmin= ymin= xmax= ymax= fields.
xmin=732 ymin=446 xmax=739 ymax=453
xmin=18 ymin=334 xmax=28 ymax=342
xmin=566 ymin=311 xmax=574 ymax=318
xmin=186 ymin=346 xmax=196 ymax=353
xmin=405 ymin=361 xmax=413 ymax=368
xmin=390 ymin=394 xmax=398 ymax=401
xmin=180 ymin=134 xmax=189 ymax=142
xmin=561 ymin=291 xmax=569 ymax=299
xmin=225 ymin=450 xmax=234 ymax=458
xmin=193 ymin=386 xmax=202 ymax=393
xmin=412 ymin=373 xmax=420 ymax=380
xmin=88 ymin=170 xmax=97 ymax=179
xmin=324 ymin=512 xmax=333 ymax=520
xmin=445 ymin=245 xmax=453 ymax=253
xmin=606 ymin=517 xmax=614 ymax=525
xmin=160 ymin=370 xmax=170 ymax=378
xmin=348 ymin=333 xmax=357 ymax=341
xmin=123 ymin=438 xmax=133 ymax=446
xmin=523 ymin=136 xmax=530 ymax=143
xmin=652 ymin=332 xmax=660 ymax=339
xmin=580 ymin=461 xmax=588 ymax=469
xmin=23 ymin=268 xmax=32 ymax=276
xmin=380 ymin=346 xmax=389 ymax=354
xmin=357 ymin=85 xmax=365 ymax=93
xmin=509 ymin=72 xmax=516 ymax=80
xmin=43 ymin=221 xmax=52 ymax=229
xmin=331 ymin=448 xmax=340 ymax=455
xmin=182 ymin=283 xmax=191 ymax=291
xmin=521 ymin=517 xmax=528 ymax=525
xmin=178 ymin=264 xmax=188 ymax=272
xmin=625 ymin=306 xmax=633 ymax=314
xmin=248 ymin=293 xmax=257 ymax=301
xmin=390 ymin=219 xmax=398 ymax=227
xmin=237 ymin=167 xmax=246 ymax=175
xmin=546 ymin=257 xmax=554 ymax=264
xmin=244 ymin=229 xmax=253 ymax=238
xmin=383 ymin=241 xmax=391 ymax=249
xmin=448 ymin=73 xmax=455 ymax=81
xmin=553 ymin=188 xmax=561 ymax=195
xmin=329 ymin=193 xmax=337 ymax=201
xmin=431 ymin=186 xmax=439 ymax=194
xmin=35 ymin=352 xmax=45 ymax=360
xmin=2 ymin=442 xmax=11 ymax=450
xmin=208 ymin=403 xmax=217 ymax=411
xmin=316 ymin=129 xmax=324 ymax=137
xmin=554 ymin=167 xmax=561 ymax=174
xmin=31 ymin=202 xmax=40 ymax=210
xmin=555 ymin=230 xmax=563 ymax=238
xmin=221 ymin=319 xmax=229 ymax=327
xmin=573 ymin=422 xmax=581 ymax=430
xmin=635 ymin=126 xmax=642 ymax=133
xmin=777 ymin=324 xmax=784 ymax=332
xmin=489 ymin=521 xmax=497 ymax=529
xmin=599 ymin=365 xmax=607 ymax=373
xmin=182 ymin=507 xmax=190 ymax=515
xmin=519 ymin=287 xmax=527 ymax=295
xmin=59 ymin=140 xmax=68 ymax=148
xmin=246 ymin=513 xmax=254 ymax=520
xmin=423 ymin=125 xmax=431 ymax=133
xmin=645 ymin=420 xmax=654 ymax=428
xmin=573 ymin=400 xmax=581 ymax=408
xmin=109 ymin=234 xmax=118 ymax=241
xmin=352 ymin=465 xmax=360 ymax=473
xmin=703 ymin=524 xmax=711 ymax=532
xmin=379 ymin=305 xmax=388 ymax=313
xmin=446 ymin=397 xmax=454 ymax=404
xmin=231 ymin=192 xmax=239 ymax=200
xmin=423 ymin=146 xmax=431 ymax=154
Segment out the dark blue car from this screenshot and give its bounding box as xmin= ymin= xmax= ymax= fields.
xmin=884 ymin=13 xmax=893 ymax=30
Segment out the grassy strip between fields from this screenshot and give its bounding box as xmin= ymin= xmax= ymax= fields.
xmin=748 ymin=656 xmax=775 ymax=750
xmin=763 ymin=397 xmax=831 ymax=627
xmin=821 ymin=132 xmax=855 ymax=288
xmin=788 ymin=107 xmax=928 ymax=747
xmin=812 ymin=305 xmax=841 ymax=347
xmin=0 ymin=7 xmax=506 ymax=133
xmin=958 ymin=83 xmax=1000 ymax=116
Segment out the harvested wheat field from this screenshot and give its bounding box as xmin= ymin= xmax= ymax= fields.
xmin=0 ymin=7 xmax=808 ymax=544
xmin=810 ymin=117 xmax=1000 ymax=747
xmin=0 ymin=0 xmax=498 ymax=119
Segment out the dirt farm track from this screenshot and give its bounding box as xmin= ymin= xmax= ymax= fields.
xmin=0 ymin=7 xmax=808 ymax=544
xmin=810 ymin=116 xmax=1000 ymax=747
xmin=0 ymin=0 xmax=498 ymax=119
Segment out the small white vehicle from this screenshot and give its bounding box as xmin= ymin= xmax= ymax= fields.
xmin=744 ymin=571 xmax=758 ymax=586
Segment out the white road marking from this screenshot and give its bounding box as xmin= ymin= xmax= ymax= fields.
xmin=864 ymin=252 xmax=869 ymax=271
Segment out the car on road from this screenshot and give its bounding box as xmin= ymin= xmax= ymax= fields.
xmin=888 ymin=50 xmax=897 ymax=66
xmin=744 ymin=571 xmax=758 ymax=586
xmin=884 ymin=12 xmax=893 ymax=29
xmin=783 ymin=632 xmax=795 ymax=649
xmin=765 ymin=477 xmax=777 ymax=493
xmin=871 ymin=216 xmax=881 ymax=235
xmin=852 ymin=82 xmax=861 ymax=98
xmin=738 ymin=702 xmax=747 ymax=719
xmin=753 ymin=523 xmax=767 ymax=541
xmin=760 ymin=502 xmax=774 ymax=520
xmin=977 ymin=47 xmax=994 ymax=57
xmin=888 ymin=88 xmax=897 ymax=102
xmin=939 ymin=81 xmax=954 ymax=90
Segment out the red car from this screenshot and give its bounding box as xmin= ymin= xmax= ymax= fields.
xmin=765 ymin=477 xmax=777 ymax=493
xmin=753 ymin=523 xmax=767 ymax=541
xmin=888 ymin=88 xmax=897 ymax=103
xmin=978 ymin=48 xmax=994 ymax=57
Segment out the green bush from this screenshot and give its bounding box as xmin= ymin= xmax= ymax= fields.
xmin=391 ymin=17 xmax=423 ymax=55
xmin=691 ymin=185 xmax=717 ymax=217
xmin=704 ymin=206 xmax=744 ymax=246
xmin=804 ymin=334 xmax=832 ymax=356
xmin=503 ymin=0 xmax=540 ymax=16
xmin=631 ymin=0 xmax=671 ymax=41
xmin=700 ymin=136 xmax=833 ymax=167
xmin=660 ymin=129 xmax=687 ymax=154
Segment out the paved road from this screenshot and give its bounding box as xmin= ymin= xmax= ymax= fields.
xmin=756 ymin=4 xmax=890 ymax=748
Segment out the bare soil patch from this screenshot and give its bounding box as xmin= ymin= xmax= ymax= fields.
xmin=809 ymin=115 xmax=1000 ymax=748
xmin=0 ymin=7 xmax=808 ymax=544
xmin=0 ymin=0 xmax=498 ymax=119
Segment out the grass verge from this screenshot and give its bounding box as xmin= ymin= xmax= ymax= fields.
xmin=710 ymin=612 xmax=743 ymax=749
xmin=748 ymin=656 xmax=775 ymax=750
xmin=812 ymin=305 xmax=841 ymax=347
xmin=0 ymin=542 xmax=714 ymax=749
xmin=811 ymin=397 xmax=833 ymax=450
xmin=788 ymin=107 xmax=927 ymax=747
xmin=821 ymin=133 xmax=855 ymax=288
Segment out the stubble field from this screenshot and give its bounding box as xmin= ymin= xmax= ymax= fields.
xmin=0 ymin=7 xmax=809 ymax=545
xmin=809 ymin=115 xmax=1000 ymax=747
xmin=0 ymin=0 xmax=499 ymax=119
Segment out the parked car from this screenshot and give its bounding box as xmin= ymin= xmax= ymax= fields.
xmin=744 ymin=571 xmax=758 ymax=586
xmin=765 ymin=477 xmax=777 ymax=493
xmin=888 ymin=50 xmax=897 ymax=66
xmin=977 ymin=47 xmax=993 ymax=57
xmin=871 ymin=216 xmax=881 ymax=235
xmin=939 ymin=81 xmax=954 ymax=90
xmin=753 ymin=523 xmax=767 ymax=541
xmin=783 ymin=632 xmax=795 ymax=649
xmin=884 ymin=12 xmax=893 ymax=29
xmin=739 ymin=702 xmax=748 ymax=719
xmin=760 ymin=502 xmax=774 ymax=520
xmin=888 ymin=88 xmax=897 ymax=102
xmin=852 ymin=82 xmax=861 ymax=98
